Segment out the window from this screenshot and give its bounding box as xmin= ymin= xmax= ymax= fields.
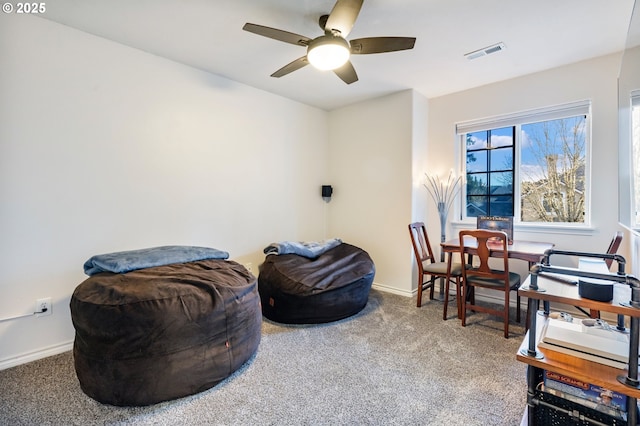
xmin=465 ymin=127 xmax=515 ymax=217
xmin=456 ymin=101 xmax=590 ymax=224
xmin=631 ymin=91 xmax=640 ymax=229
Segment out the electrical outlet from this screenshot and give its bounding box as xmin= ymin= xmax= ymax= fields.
xmin=35 ymin=297 xmax=52 ymax=317
xmin=245 ymin=263 xmax=253 ymax=273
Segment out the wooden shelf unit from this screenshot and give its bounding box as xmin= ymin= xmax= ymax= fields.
xmin=518 ymin=275 xmax=640 ymax=425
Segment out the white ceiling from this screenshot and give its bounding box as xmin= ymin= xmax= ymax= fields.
xmin=39 ymin=0 xmax=636 ymax=111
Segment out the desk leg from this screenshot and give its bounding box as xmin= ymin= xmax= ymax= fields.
xmin=528 ymin=261 xmax=550 ymax=316
xmin=443 ymin=253 xmax=455 ymax=320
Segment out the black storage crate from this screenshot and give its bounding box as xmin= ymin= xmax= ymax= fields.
xmin=534 ymin=389 xmax=628 ymax=426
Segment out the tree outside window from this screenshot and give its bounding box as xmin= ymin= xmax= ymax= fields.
xmin=520 ymin=116 xmax=586 ymax=223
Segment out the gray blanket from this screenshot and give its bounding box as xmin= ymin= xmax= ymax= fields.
xmin=263 ymin=238 xmax=342 ymax=259
xmin=83 ymin=245 xmax=229 ymax=276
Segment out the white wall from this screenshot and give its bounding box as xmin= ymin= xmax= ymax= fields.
xmin=410 ymin=94 xmax=430 ymax=292
xmin=411 ymin=93 xmax=430 ymax=219
xmin=0 ymin=15 xmax=329 ymax=367
xmin=427 ymin=53 xmax=628 ymax=279
xmin=327 ymin=90 xmax=417 ymax=295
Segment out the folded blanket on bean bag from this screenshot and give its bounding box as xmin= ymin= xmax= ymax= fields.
xmin=83 ymin=245 xmax=229 ymax=276
xmin=263 ymin=238 xmax=342 ymax=259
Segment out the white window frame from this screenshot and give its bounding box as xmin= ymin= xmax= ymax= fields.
xmin=631 ymin=90 xmax=640 ymax=230
xmin=454 ymin=100 xmax=592 ymax=228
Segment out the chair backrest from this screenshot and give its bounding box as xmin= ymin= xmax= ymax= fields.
xmin=408 ymin=222 xmax=436 ymax=266
xmin=605 ymin=231 xmax=623 ymax=269
xmin=459 ymin=229 xmax=510 ymax=286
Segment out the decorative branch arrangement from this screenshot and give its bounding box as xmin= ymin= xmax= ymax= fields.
xmin=423 ymin=170 xmax=463 ymax=244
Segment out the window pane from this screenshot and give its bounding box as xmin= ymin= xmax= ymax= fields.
xmin=490 ymin=147 xmax=513 ymax=172
xmin=490 ymin=127 xmax=513 ymax=148
xmin=520 ymin=116 xmax=586 ymax=223
xmin=489 ymin=198 xmax=514 ymax=216
xmin=489 ymin=171 xmax=513 ymax=194
xmin=467 ymin=196 xmax=488 ymax=217
xmin=467 ymin=173 xmax=487 ymax=195
xmin=467 ymin=131 xmax=488 ymax=150
xmin=467 ymin=150 xmax=487 ymax=173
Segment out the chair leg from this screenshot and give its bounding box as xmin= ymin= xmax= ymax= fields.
xmin=504 ymin=292 xmax=510 ymax=338
xmin=443 ymin=276 xmax=451 ymax=320
xmin=455 ymin=277 xmax=462 ymax=320
xmin=429 ymin=277 xmax=435 ymax=300
xmin=516 ymin=294 xmax=521 ymax=323
xmin=461 ymin=283 xmax=468 ymax=327
xmin=416 ymin=278 xmax=422 ymax=308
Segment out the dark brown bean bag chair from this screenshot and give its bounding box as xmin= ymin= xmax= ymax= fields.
xmin=258 ymin=242 xmax=375 ymax=324
xmin=70 ymin=259 xmax=260 ymax=406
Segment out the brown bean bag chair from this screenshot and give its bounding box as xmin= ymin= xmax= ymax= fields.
xmin=258 ymin=242 xmax=375 ymax=324
xmin=70 ymin=259 xmax=260 ymax=406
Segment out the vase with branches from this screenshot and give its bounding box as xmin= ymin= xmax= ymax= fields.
xmin=423 ymin=170 xmax=464 ymax=256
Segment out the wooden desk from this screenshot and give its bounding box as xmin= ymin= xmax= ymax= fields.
xmin=441 ymin=237 xmax=554 ymax=266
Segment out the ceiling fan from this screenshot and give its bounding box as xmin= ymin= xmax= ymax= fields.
xmin=242 ymin=0 xmax=416 ymax=84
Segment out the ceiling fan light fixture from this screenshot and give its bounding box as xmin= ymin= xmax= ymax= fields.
xmin=307 ymin=35 xmax=350 ymax=70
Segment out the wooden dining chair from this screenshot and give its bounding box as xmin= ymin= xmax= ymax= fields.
xmin=605 ymin=231 xmax=624 ymax=269
xmin=588 ymin=231 xmax=624 ymax=318
xmin=459 ymin=229 xmax=521 ymax=338
xmin=408 ymin=222 xmax=464 ymax=319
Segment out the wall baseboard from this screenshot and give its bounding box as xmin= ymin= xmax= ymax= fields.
xmin=0 ymin=340 xmax=73 ymax=371
xmin=372 ymin=282 xmax=413 ymax=297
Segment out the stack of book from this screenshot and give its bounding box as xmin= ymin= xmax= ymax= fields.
xmin=543 ymin=370 xmax=628 ymax=421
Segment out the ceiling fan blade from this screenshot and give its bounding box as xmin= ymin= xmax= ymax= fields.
xmin=325 ymin=0 xmax=363 ymax=37
xmin=271 ymin=56 xmax=309 ymax=78
xmin=350 ymin=37 xmax=416 ymax=54
xmin=243 ymin=23 xmax=311 ymax=47
xmin=333 ymin=60 xmax=358 ymax=84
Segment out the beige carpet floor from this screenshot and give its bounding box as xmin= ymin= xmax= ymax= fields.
xmin=0 ymin=289 xmax=528 ymax=425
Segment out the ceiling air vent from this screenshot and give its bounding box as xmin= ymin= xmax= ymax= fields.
xmin=464 ymin=42 xmax=506 ymax=60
